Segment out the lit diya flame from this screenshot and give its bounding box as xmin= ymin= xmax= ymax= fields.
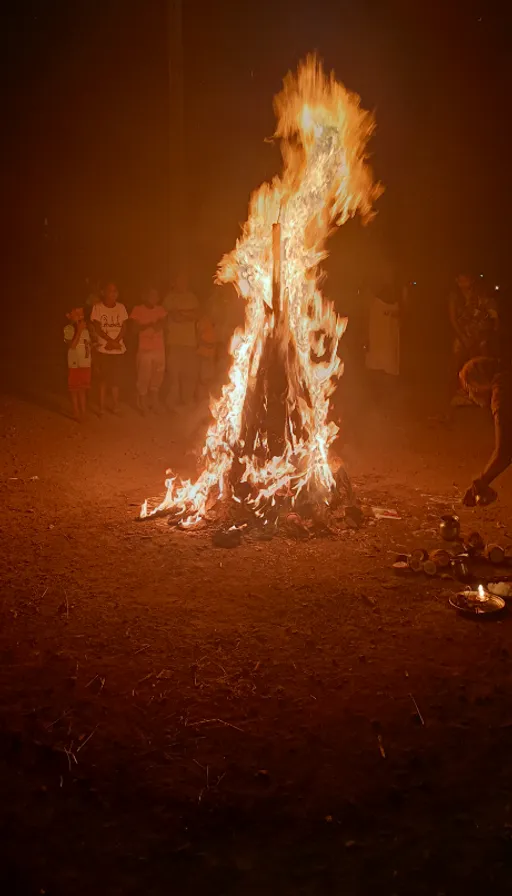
xmin=477 ymin=584 xmax=487 ymax=602
xmin=141 ymin=55 xmax=382 ymax=527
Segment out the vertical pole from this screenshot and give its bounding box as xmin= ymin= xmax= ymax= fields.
xmin=271 ymin=222 xmax=281 ymax=319
xmin=168 ymin=0 xmax=185 ymax=282
xmin=267 ymin=220 xmax=286 ymax=455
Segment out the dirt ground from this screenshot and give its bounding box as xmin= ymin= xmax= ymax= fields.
xmin=2 ymin=381 xmax=512 ymax=896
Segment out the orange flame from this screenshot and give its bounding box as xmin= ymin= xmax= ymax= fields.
xmin=141 ymin=55 xmax=381 ymax=526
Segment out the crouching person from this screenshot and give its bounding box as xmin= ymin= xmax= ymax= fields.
xmin=460 ymin=356 xmax=512 ymax=506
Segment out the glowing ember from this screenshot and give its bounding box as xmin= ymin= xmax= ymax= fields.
xmin=142 ymin=55 xmax=381 ymax=527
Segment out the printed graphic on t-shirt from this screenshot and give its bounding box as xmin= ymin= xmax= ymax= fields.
xmin=64 ymin=324 xmax=92 ymax=369
xmin=90 ymin=302 xmax=128 ymax=353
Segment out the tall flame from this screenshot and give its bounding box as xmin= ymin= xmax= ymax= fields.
xmin=142 ymin=55 xmax=381 ymax=527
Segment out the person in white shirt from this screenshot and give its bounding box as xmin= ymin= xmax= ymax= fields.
xmin=90 ymin=282 xmax=128 ymax=415
xmin=163 ymin=271 xmax=199 ymax=410
xmin=365 ymin=283 xmax=400 ymax=406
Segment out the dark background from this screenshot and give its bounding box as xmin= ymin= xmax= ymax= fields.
xmin=1 ymin=0 xmax=510 ymax=359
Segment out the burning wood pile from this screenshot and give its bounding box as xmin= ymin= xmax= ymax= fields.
xmin=141 ymin=56 xmax=381 ymax=536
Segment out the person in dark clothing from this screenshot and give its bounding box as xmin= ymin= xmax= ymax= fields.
xmin=460 ymin=356 xmax=512 ymax=506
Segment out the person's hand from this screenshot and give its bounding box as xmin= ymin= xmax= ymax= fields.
xmin=463 ymin=479 xmax=497 ymax=507
xmin=462 ymin=484 xmax=477 ymax=507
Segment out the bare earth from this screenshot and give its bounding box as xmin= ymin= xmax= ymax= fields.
xmin=1 ymin=387 xmax=512 ymax=895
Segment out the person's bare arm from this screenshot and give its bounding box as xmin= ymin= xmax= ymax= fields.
xmin=92 ymin=319 xmax=117 ymax=349
xmin=112 ymin=320 xmax=127 ymax=348
xmin=65 ymin=321 xmax=85 ymax=349
xmin=148 ymin=312 xmax=167 ymax=331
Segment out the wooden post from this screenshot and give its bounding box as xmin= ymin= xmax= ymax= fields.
xmin=271 ymin=222 xmax=281 ymax=318
xmin=168 ymin=0 xmax=185 ymax=280
xmin=266 ymin=220 xmax=287 ymax=455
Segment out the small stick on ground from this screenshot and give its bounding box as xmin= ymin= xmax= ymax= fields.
xmin=409 ymin=692 xmax=425 ymax=726
xmin=77 ymin=725 xmax=99 ymax=754
xmin=190 ymin=718 xmax=244 ymax=733
xmin=45 ymin=709 xmax=70 ymax=731
xmin=63 ymin=745 xmax=78 ymax=771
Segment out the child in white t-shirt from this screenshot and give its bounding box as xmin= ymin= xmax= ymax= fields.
xmin=90 ymin=282 xmax=128 ymax=415
xmin=64 ymin=306 xmax=92 ymax=421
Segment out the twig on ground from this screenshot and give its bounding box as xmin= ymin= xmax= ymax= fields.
xmin=189 ymin=718 xmax=244 ymax=733
xmin=198 ymin=764 xmax=210 ymax=803
xmin=76 ymin=725 xmax=99 ymax=754
xmin=63 ymin=745 xmax=78 ymax=771
xmin=45 ymin=709 xmax=70 ymax=730
xmin=377 ymin=734 xmax=386 ymax=759
xmin=409 ymin=692 xmax=425 ymax=726
xmin=135 ymin=644 xmax=150 ymax=655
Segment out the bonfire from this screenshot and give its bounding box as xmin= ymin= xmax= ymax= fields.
xmin=141 ymin=55 xmax=381 ymax=532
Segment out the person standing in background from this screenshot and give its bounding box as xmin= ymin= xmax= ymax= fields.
xmin=90 ymin=282 xmax=128 ymax=416
xmin=64 ymin=306 xmax=91 ymax=421
xmin=163 ymin=271 xmax=199 ymax=411
xmin=365 ymin=282 xmax=401 ymax=407
xmin=130 ymin=287 xmax=167 ymax=415
xmin=208 ymin=282 xmax=245 ymax=385
xmin=196 ymin=307 xmax=217 ymax=399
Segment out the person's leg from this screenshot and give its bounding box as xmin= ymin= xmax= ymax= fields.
xmin=166 ymin=347 xmax=180 ymax=411
xmin=99 ymin=382 xmax=106 ymax=415
xmin=369 ymin=370 xmax=384 ymax=407
xmin=69 ymin=389 xmax=80 ymax=420
xmin=182 ymin=348 xmax=198 ymax=406
xmin=215 ymin=344 xmax=231 ymax=392
xmin=95 ymin=353 xmax=106 ymax=415
xmin=197 ymin=355 xmax=214 ymax=400
xmin=111 ymin=385 xmax=120 ymax=412
xmin=78 ymin=389 xmax=87 ymax=419
xmin=148 ymin=349 xmax=165 ymax=410
xmin=109 ymin=355 xmax=124 ymax=414
xmin=136 ymin=351 xmax=151 ymax=414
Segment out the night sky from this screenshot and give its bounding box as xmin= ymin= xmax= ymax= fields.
xmin=1 ymin=0 xmax=511 ymax=319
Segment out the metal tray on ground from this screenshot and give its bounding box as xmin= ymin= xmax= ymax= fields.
xmin=450 ymin=590 xmax=506 ymax=616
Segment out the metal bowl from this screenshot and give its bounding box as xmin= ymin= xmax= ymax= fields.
xmin=440 ymin=514 xmax=460 ymax=542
